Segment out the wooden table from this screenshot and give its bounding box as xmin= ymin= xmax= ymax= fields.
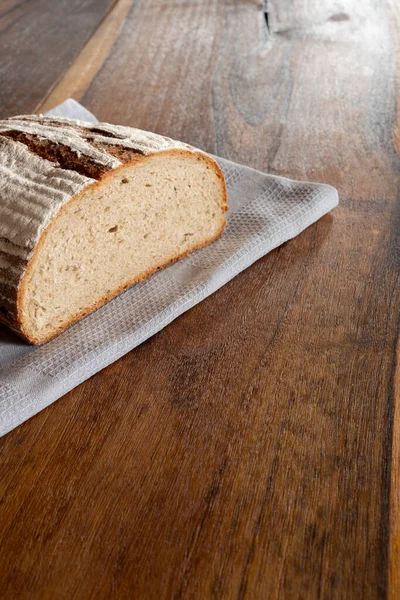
xmin=1 ymin=1 xmax=399 ymax=598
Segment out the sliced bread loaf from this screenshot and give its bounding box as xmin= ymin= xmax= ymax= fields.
xmin=0 ymin=115 xmax=227 ymax=344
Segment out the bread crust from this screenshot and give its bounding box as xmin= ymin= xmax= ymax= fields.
xmin=0 ymin=148 xmax=227 ymax=344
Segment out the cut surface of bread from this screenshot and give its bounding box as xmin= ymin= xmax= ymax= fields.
xmin=22 ymin=151 xmax=225 ymax=343
xmin=0 ymin=115 xmax=227 ymax=344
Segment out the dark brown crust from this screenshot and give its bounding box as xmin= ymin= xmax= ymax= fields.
xmin=0 ymin=236 xmax=34 ymax=254
xmin=2 ymin=149 xmax=227 ymax=345
xmin=94 ymin=144 xmax=145 ymax=163
xmin=0 ymin=125 xmax=145 ymax=180
xmin=0 ymin=130 xmax=110 ymax=179
xmin=0 ymin=307 xmax=22 ymax=335
xmin=37 ymin=119 xmax=148 ymax=161
xmin=0 ymin=269 xmax=20 ymax=292
xmin=0 ymin=250 xmax=28 ymax=270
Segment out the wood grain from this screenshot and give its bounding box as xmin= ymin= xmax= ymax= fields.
xmin=0 ymin=0 xmax=114 ymax=119
xmin=390 ymin=338 xmax=400 ymax=600
xmin=36 ymin=0 xmax=136 ymax=114
xmin=1 ymin=0 xmax=400 ymax=598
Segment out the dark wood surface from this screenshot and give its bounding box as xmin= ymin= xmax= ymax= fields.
xmin=0 ymin=0 xmax=115 ymax=118
xmin=1 ymin=0 xmax=400 ymax=598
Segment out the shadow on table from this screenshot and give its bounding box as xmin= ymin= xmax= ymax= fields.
xmin=0 ymin=324 xmax=24 ymax=345
xmin=0 ymin=324 xmax=34 ymax=367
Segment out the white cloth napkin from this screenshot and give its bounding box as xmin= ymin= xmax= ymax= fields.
xmin=0 ymin=100 xmax=339 ymax=437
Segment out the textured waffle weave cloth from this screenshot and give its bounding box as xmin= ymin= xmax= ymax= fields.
xmin=0 ymin=100 xmax=339 ymax=436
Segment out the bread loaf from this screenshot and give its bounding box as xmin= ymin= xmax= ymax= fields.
xmin=0 ymin=115 xmax=227 ymax=344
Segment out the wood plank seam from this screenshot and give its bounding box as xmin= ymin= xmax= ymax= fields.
xmin=35 ymin=0 xmax=135 ymax=114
